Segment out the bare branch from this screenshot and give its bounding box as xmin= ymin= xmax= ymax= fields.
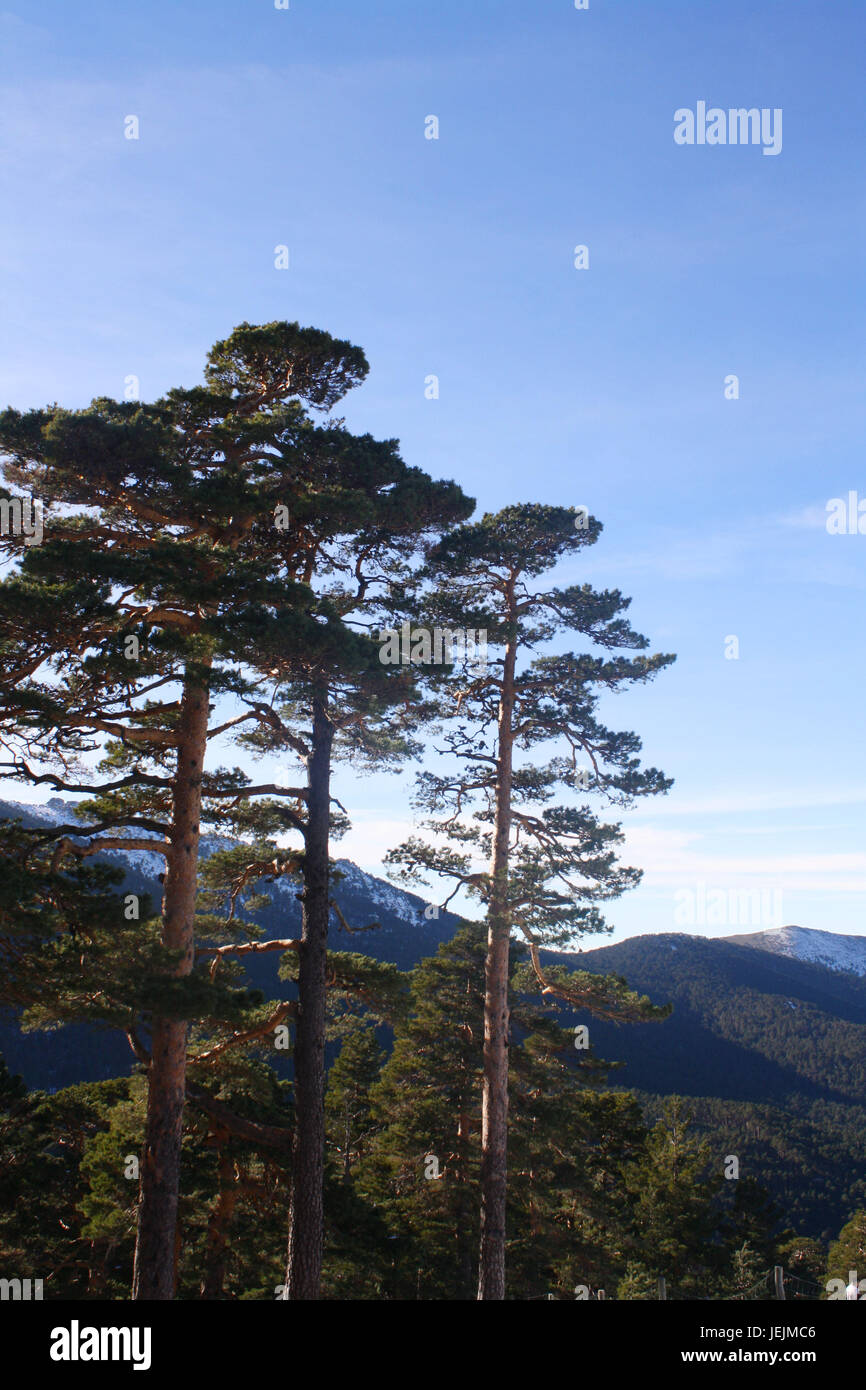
xmin=50 ymin=835 xmax=170 ymax=871
xmin=188 ymin=1000 xmax=297 ymax=1066
xmin=198 ymin=937 xmax=301 ymax=981
xmin=330 ymin=899 xmax=380 ymax=935
xmin=0 ymin=761 xmax=171 ymax=794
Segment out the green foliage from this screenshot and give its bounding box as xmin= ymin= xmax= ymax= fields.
xmin=0 ymin=1073 xmax=134 ymax=1297
xmin=351 ymin=926 xmax=670 ymax=1299
xmin=619 ymin=1097 xmax=725 ymax=1295
xmin=826 ymin=1209 xmax=866 ymax=1290
xmin=386 ymin=501 xmax=675 ymax=979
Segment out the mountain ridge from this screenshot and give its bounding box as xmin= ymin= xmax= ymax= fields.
xmin=722 ymin=923 xmax=866 ymax=977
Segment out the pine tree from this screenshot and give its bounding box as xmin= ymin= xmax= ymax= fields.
xmin=505 ymin=1022 xmax=645 ymax=1299
xmin=358 ymin=923 xmax=648 ymax=1300
xmin=0 ymin=319 xmax=465 ymax=1298
xmin=325 ymin=1026 xmax=387 ymax=1185
xmin=777 ymin=1235 xmax=825 ymax=1296
xmin=321 ymin=1022 xmax=393 ymax=1299
xmin=231 ymin=466 xmax=470 ymax=1300
xmin=386 ymin=503 xmax=674 ymax=1298
xmin=727 ymin=1242 xmax=765 ymax=1296
xmin=362 ymin=927 xmax=486 ymax=1299
xmin=619 ymin=1097 xmax=723 ymax=1297
xmin=826 ymin=1209 xmax=866 ymax=1297
xmin=721 ymin=1174 xmax=780 ymax=1274
xmin=0 ymin=1066 xmax=133 ymax=1298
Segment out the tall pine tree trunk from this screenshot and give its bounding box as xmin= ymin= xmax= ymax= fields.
xmin=477 ymin=618 xmax=516 ymax=1301
xmin=200 ymin=1136 xmax=237 ymax=1299
xmin=285 ymin=690 xmax=333 ymax=1300
xmin=133 ymin=670 xmax=209 ymax=1300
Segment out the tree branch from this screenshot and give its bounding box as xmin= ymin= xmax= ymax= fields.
xmin=330 ymin=899 xmax=380 ymax=935
xmin=188 ymin=1000 xmax=298 ymax=1066
xmin=186 ymin=1082 xmax=293 ymax=1153
xmin=198 ymin=937 xmax=301 ymax=980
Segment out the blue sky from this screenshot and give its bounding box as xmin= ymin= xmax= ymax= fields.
xmin=1 ymin=0 xmax=864 ymax=943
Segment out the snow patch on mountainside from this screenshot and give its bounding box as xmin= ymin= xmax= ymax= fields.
xmin=0 ymin=797 xmax=234 ymax=880
xmin=264 ymin=859 xmax=429 ymax=924
xmin=724 ymin=924 xmax=866 ymax=978
xmin=0 ymin=799 xmax=432 ymax=924
xmin=0 ymin=796 xmax=74 ymax=827
xmin=332 ymin=859 xmax=427 ymax=924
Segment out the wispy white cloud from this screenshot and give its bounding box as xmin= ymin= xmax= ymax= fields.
xmin=626 ymin=787 xmax=866 ymax=818
xmin=622 ymin=825 xmax=866 ymax=894
xmin=335 ymin=814 xmax=418 ymax=877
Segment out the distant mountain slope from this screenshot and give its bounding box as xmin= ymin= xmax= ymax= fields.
xmin=569 ymin=932 xmax=866 ymax=1238
xmin=723 ymin=924 xmax=866 ymax=978
xmin=572 ymin=931 xmax=866 ymax=1105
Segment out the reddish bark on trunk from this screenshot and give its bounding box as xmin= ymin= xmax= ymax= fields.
xmin=132 ymin=672 xmax=209 ymax=1301
xmin=477 ymin=603 xmax=517 ymax=1301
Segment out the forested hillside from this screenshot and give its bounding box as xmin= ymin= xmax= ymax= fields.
xmin=2 ymin=799 xmax=864 ymax=1243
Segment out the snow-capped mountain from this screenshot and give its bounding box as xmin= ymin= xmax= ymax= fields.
xmin=0 ymin=795 xmax=229 ymax=879
xmin=0 ymin=796 xmax=462 ymax=1090
xmin=0 ymin=795 xmax=73 ymax=827
xmin=6 ymin=800 xmax=866 ymax=976
xmin=331 ymin=860 xmax=430 ymax=927
xmin=723 ymin=924 xmax=866 ymax=978
xmin=0 ymin=797 xmax=455 ymax=946
xmin=0 ymin=802 xmax=421 ymax=913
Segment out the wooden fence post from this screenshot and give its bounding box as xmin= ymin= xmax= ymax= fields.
xmin=774 ymin=1266 xmax=786 ymax=1300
